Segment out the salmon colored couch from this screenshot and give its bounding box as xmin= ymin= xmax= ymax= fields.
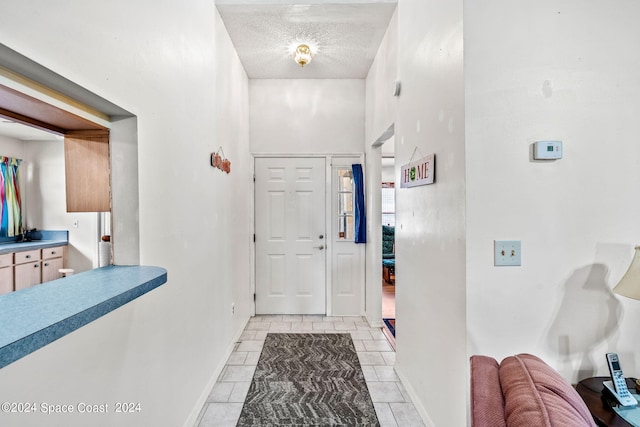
xmin=470 ymin=353 xmax=596 ymax=427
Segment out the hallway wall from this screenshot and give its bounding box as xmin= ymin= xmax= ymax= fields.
xmin=466 ymin=0 xmax=640 ymax=383
xmin=0 ymin=2 xmax=252 ymax=426
xmin=250 ymin=79 xmax=364 ymax=154
xmin=364 ymin=8 xmax=398 ymax=327
xmin=395 ymin=0 xmax=465 ymax=426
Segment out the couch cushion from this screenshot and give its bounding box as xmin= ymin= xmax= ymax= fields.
xmin=470 ymin=355 xmax=507 ymax=427
xmin=382 ymin=225 xmax=395 ymax=255
xmin=499 ymin=354 xmax=596 ymax=427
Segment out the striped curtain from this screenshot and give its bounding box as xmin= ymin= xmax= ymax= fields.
xmin=0 ymin=157 xmax=22 ymax=237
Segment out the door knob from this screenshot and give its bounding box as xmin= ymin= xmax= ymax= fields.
xmin=319 ymin=235 xmax=324 ymax=239
xmin=313 ymin=245 xmax=325 ymax=250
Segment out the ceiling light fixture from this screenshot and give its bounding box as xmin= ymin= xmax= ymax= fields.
xmin=294 ymin=44 xmax=313 ymax=67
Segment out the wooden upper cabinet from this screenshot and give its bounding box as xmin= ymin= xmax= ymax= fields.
xmin=65 ymin=130 xmax=111 ymax=212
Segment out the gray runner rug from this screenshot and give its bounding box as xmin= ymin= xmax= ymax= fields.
xmin=237 ymin=333 xmax=380 ymax=426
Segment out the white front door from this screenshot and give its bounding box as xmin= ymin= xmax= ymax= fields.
xmin=255 ymin=157 xmax=326 ymax=314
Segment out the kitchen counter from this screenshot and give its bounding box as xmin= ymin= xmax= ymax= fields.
xmin=0 ymin=265 xmax=167 ymax=369
xmin=0 ymin=239 xmax=69 ymax=254
xmin=0 ymin=230 xmax=69 ymax=254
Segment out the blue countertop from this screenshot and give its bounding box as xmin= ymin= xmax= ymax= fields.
xmin=0 ymin=230 xmax=69 ymax=254
xmin=0 ymin=239 xmax=69 ymax=254
xmin=0 ymin=265 xmax=167 ymax=369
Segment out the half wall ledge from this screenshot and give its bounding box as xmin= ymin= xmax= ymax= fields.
xmin=0 ymin=265 xmax=168 ymax=369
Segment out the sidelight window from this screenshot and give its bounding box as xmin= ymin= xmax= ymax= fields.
xmin=337 ymin=168 xmax=354 ymax=240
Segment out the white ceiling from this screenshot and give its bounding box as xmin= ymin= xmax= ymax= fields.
xmin=216 ymin=1 xmax=397 ymax=79
xmin=0 ymin=119 xmax=61 ymax=142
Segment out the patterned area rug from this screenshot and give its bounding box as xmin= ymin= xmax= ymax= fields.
xmin=237 ymin=333 xmax=380 ymax=426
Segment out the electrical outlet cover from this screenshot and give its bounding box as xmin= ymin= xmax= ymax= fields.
xmin=494 ymin=240 xmax=521 ymax=266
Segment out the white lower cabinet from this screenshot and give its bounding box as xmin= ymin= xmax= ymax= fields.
xmin=0 ymin=266 xmax=13 ymax=295
xmin=42 ymin=257 xmax=64 ymax=282
xmin=15 ymin=261 xmax=41 ymax=291
xmin=0 ymin=245 xmax=68 ymax=294
xmin=0 ymin=253 xmax=13 ymax=294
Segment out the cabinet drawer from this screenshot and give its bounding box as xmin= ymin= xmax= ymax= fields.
xmin=42 ymin=246 xmax=65 ymax=260
xmin=15 ymin=249 xmax=40 ymax=264
xmin=0 ymin=253 xmax=12 ymax=268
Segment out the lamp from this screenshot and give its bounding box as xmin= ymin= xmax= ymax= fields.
xmin=613 ymin=246 xmax=640 ymax=300
xmin=294 ymin=44 xmax=313 ymax=67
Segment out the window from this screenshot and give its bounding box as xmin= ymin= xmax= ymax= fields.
xmin=381 ymin=182 xmax=395 ymax=227
xmin=337 ymin=168 xmax=354 ymax=239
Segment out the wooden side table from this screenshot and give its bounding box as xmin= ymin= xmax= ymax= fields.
xmin=575 ymin=376 xmax=637 ymax=426
xmin=382 ymin=264 xmax=395 ymax=284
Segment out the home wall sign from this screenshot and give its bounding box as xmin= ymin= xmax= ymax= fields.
xmin=400 ymin=153 xmax=435 ymax=188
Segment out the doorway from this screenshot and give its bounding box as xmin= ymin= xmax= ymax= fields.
xmin=381 ymin=139 xmax=396 ymax=342
xmin=254 ymin=157 xmax=327 ymax=314
xmin=254 ymin=156 xmax=366 ymax=316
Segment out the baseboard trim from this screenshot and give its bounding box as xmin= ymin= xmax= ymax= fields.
xmin=394 ymin=364 xmax=436 ymax=427
xmin=182 ymin=316 xmax=250 ymax=427
xmin=366 ymin=313 xmax=384 ymax=328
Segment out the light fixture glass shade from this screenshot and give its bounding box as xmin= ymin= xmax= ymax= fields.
xmin=613 ymin=246 xmax=640 ymax=300
xmin=294 ymin=44 xmax=312 ymax=67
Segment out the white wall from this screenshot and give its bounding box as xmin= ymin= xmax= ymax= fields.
xmin=0 ymin=2 xmax=251 ymax=427
xmin=250 ymin=79 xmax=364 ymax=154
xmin=395 ymin=0 xmax=465 ymax=426
xmin=364 ymin=8 xmax=397 ymax=326
xmin=0 ymin=135 xmax=24 ymax=160
xmin=110 ymin=116 xmax=140 ymax=266
xmin=466 ymin=0 xmax=640 ymax=384
xmin=381 ymin=162 xmax=395 ymax=183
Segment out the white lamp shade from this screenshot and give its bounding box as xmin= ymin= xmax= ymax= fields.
xmin=614 ymin=246 xmax=640 ymax=300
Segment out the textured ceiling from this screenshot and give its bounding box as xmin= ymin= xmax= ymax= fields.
xmin=216 ymin=1 xmax=397 ymax=79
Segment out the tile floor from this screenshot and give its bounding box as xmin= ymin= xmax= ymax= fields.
xmin=194 ymin=315 xmax=424 ymax=427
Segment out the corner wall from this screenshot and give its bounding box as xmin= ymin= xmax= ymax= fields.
xmin=364 ymin=8 xmax=398 ymax=326
xmin=395 ymin=0 xmax=466 ymax=425
xmin=466 ymin=0 xmax=640 ymax=383
xmin=0 ymin=2 xmax=251 ymax=426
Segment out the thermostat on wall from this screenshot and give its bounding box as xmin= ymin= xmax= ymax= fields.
xmin=534 ymin=140 xmax=563 ymax=160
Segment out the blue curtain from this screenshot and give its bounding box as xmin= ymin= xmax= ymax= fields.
xmin=352 ymin=164 xmax=366 ymax=244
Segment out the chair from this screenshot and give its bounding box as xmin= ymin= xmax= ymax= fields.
xmin=382 ymin=225 xmax=395 ymax=284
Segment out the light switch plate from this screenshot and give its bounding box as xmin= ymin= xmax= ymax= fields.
xmin=494 ymin=240 xmax=521 ymax=266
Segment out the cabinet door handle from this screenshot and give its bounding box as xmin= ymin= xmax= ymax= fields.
xmin=51 ymin=251 xmax=56 ymax=255
xmin=34 ymin=264 xmax=39 ymax=268
xmin=25 ymin=255 xmax=31 ymax=259
xmin=44 ymin=263 xmax=49 ymax=267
